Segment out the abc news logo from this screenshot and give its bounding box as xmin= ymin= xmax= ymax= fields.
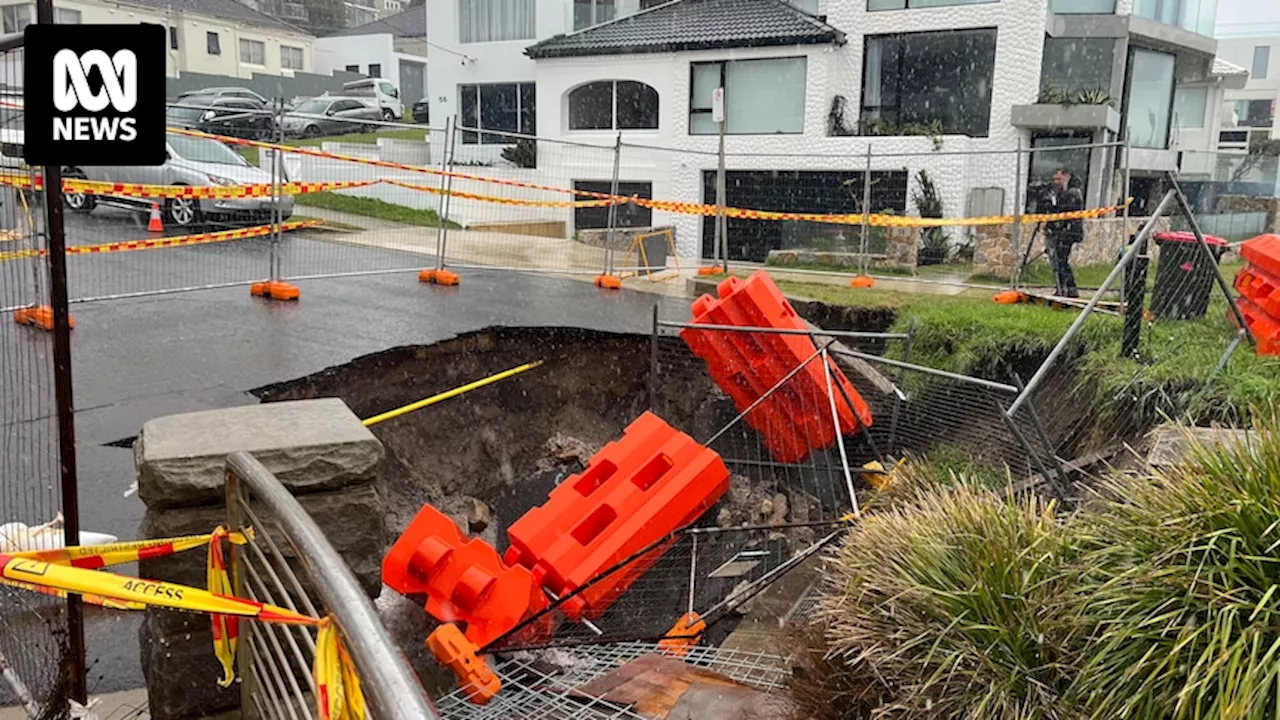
xmin=25 ymin=24 xmax=164 ymax=166
xmin=53 ymin=49 xmax=139 ymax=142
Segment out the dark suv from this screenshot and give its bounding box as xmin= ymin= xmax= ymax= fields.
xmin=167 ymin=95 xmax=276 ymax=140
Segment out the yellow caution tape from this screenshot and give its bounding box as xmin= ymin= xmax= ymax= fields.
xmin=317 ymin=619 xmax=366 ymax=720
xmin=0 ymin=173 xmax=377 ymax=199
xmin=362 ymin=360 xmax=544 ymax=426
xmin=9 ymin=528 xmax=253 ymax=569
xmin=0 ymin=577 xmax=146 ymax=611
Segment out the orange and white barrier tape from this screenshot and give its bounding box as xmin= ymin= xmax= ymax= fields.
xmin=1 ymin=527 xmax=366 ymax=720
xmin=0 ymin=221 xmax=320 ymax=264
xmin=385 ymin=179 xmax=623 ymax=208
xmin=0 ymin=173 xmax=376 ymax=199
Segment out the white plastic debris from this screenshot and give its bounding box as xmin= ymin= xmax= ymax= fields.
xmin=0 ymin=513 xmax=117 ymax=552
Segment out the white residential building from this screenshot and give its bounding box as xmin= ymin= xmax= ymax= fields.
xmin=427 ymin=0 xmax=1227 ymax=260
xmin=316 ymin=6 xmax=428 ymax=105
xmin=0 ymin=0 xmax=316 ymax=78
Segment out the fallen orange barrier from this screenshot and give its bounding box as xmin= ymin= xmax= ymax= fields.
xmin=682 ymin=271 xmax=873 ymax=462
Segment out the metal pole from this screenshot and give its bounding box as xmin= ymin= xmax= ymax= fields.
xmin=715 ymin=111 xmax=727 ymax=270
xmin=1121 ymin=128 xmax=1132 ymax=228
xmin=861 ymin=145 xmax=872 ymax=277
xmin=1165 ymin=172 xmax=1254 ymax=343
xmin=649 ymin=304 xmax=659 ymax=411
xmin=821 ymin=349 xmax=860 ymax=517
xmin=1011 ymin=373 xmax=1069 ymax=495
xmin=35 ymin=0 xmax=86 ymax=703
xmin=432 ymin=117 xmax=452 ymax=270
xmin=605 ymin=132 xmax=622 ymax=277
xmin=686 ymin=533 xmax=697 ymax=618
xmin=1011 ymin=136 xmax=1024 ymax=287
xmin=270 ymin=99 xmax=283 ymax=281
xmin=437 ymin=117 xmax=460 ymax=272
xmin=1208 ymin=327 xmax=1247 ymax=384
xmin=1008 ymin=188 xmax=1178 ymax=415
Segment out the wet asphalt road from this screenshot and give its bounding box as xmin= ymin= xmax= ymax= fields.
xmin=2 ymin=206 xmax=694 ymax=696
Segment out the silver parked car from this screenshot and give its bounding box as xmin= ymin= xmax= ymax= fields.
xmin=62 ymin=133 xmax=294 ymax=228
xmin=281 ymin=97 xmax=381 ymax=139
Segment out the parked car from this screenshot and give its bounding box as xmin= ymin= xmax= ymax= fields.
xmin=176 ymin=87 xmax=268 ymax=107
xmin=410 ymin=98 xmax=430 ymax=124
xmin=62 ymin=132 xmax=294 ymax=228
xmin=341 ymin=78 xmax=403 ymax=121
xmin=281 ymin=97 xmax=381 ymax=138
xmin=0 ymin=104 xmax=23 ymax=169
xmin=167 ymin=95 xmax=276 ymax=140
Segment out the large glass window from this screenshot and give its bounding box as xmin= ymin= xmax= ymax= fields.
xmin=1040 ymin=36 xmax=1114 ymax=96
xmin=1172 ymin=86 xmax=1207 ymax=128
xmin=862 ymin=28 xmax=998 ymax=137
xmin=1048 ymin=0 xmax=1116 ymax=11
xmin=569 ymin=81 xmax=658 ymax=130
xmin=1126 ymin=48 xmax=1175 ymax=149
xmin=1253 ymin=46 xmax=1271 ymax=79
xmin=573 ymin=0 xmax=615 ymax=30
xmin=1236 ymin=99 xmax=1275 ymax=128
xmin=459 ymin=82 xmax=535 ymax=144
xmin=459 ymin=0 xmax=535 ymax=43
xmin=689 ymin=58 xmax=806 ymax=135
xmin=1132 ymin=0 xmax=1218 ymax=36
xmin=574 ymin=181 xmax=653 ymax=229
xmin=869 ymin=0 xmax=993 ymax=10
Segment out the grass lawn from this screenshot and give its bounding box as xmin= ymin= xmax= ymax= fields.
xmin=770 ymin=276 xmax=1280 ymax=427
xmin=290 ymin=214 xmax=363 ymax=232
xmin=293 ymin=191 xmax=460 ymax=229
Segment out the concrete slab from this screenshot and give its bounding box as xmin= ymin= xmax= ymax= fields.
xmin=1147 ymin=424 xmax=1257 ymax=468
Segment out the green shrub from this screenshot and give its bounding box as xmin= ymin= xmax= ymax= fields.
xmin=1064 ymin=410 xmax=1280 ymax=719
xmin=820 ymin=481 xmax=1077 ymax=719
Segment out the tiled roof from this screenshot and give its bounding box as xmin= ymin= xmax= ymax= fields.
xmin=525 ymin=0 xmax=844 ymax=60
xmin=330 ymin=6 xmax=426 ymax=37
xmin=124 ymin=0 xmax=306 ymax=33
xmin=1211 ymin=57 xmax=1249 ymax=77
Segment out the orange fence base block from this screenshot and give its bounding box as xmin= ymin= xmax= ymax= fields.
xmin=696 ymin=265 xmax=725 ymax=277
xmin=992 ymin=290 xmax=1025 ymax=305
xmin=13 ymin=306 xmax=73 ymax=331
xmin=250 ymin=281 xmax=300 ymax=301
xmin=427 ymin=623 xmax=500 ymax=705
xmin=419 ymin=268 xmax=461 ymax=286
xmin=849 ymin=275 xmax=875 ymax=289
xmin=594 ymin=274 xmax=622 ymax=290
xmin=656 ymin=612 xmax=706 ymax=658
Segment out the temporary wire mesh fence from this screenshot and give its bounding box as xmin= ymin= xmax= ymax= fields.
xmin=1007 ymin=178 xmax=1267 ymax=483
xmin=434 ymin=641 xmax=790 ymax=720
xmin=0 ymin=42 xmax=71 ymax=719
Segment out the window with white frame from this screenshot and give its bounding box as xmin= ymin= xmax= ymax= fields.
xmin=689 ymin=57 xmax=806 ymax=135
xmin=786 ymin=0 xmax=819 ymax=12
xmin=459 ymin=82 xmax=535 ymax=144
xmin=1 ymin=5 xmax=32 ymax=33
xmin=239 ymin=38 xmax=265 ymax=65
xmin=458 ymin=0 xmax=535 ymax=43
xmin=280 ymin=45 xmax=304 ymax=70
xmin=569 ymin=81 xmax=658 ymax=131
xmin=54 ymin=7 xmax=79 ymax=23
xmin=207 ymin=31 xmax=221 ymax=55
xmin=869 ymin=0 xmax=993 ymax=10
xmin=573 ymin=0 xmax=615 ymax=30
xmin=1172 ymin=86 xmax=1207 ymax=128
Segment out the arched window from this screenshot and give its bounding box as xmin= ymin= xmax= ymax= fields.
xmin=568 ymin=80 xmax=659 ymax=130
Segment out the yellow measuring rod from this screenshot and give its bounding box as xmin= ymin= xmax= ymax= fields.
xmin=362 ymin=360 xmax=544 ymax=427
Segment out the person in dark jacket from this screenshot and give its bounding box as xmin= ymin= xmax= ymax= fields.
xmin=1043 ymin=167 xmax=1085 ymax=298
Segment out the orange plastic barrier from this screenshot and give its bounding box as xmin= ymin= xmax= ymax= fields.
xmin=504 ymin=412 xmax=730 ymax=622
xmin=1235 ymin=265 xmax=1280 ymax=318
xmin=1240 ymin=234 xmax=1280 ymax=279
xmin=681 ymin=271 xmax=873 ymax=462
xmin=1234 ymin=297 xmax=1280 ymax=356
xmin=382 ymin=504 xmax=550 ymax=647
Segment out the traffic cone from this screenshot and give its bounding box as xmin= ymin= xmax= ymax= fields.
xmin=147 ymin=203 xmax=164 ymax=233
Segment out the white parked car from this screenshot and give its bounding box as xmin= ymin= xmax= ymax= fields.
xmin=341 ymin=78 xmax=403 ymax=121
xmin=0 ymin=99 xmax=24 ymax=169
xmin=63 ymin=132 xmax=294 ymax=228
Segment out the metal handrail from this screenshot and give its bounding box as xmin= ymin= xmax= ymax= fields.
xmin=225 ymin=450 xmax=438 ymax=720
